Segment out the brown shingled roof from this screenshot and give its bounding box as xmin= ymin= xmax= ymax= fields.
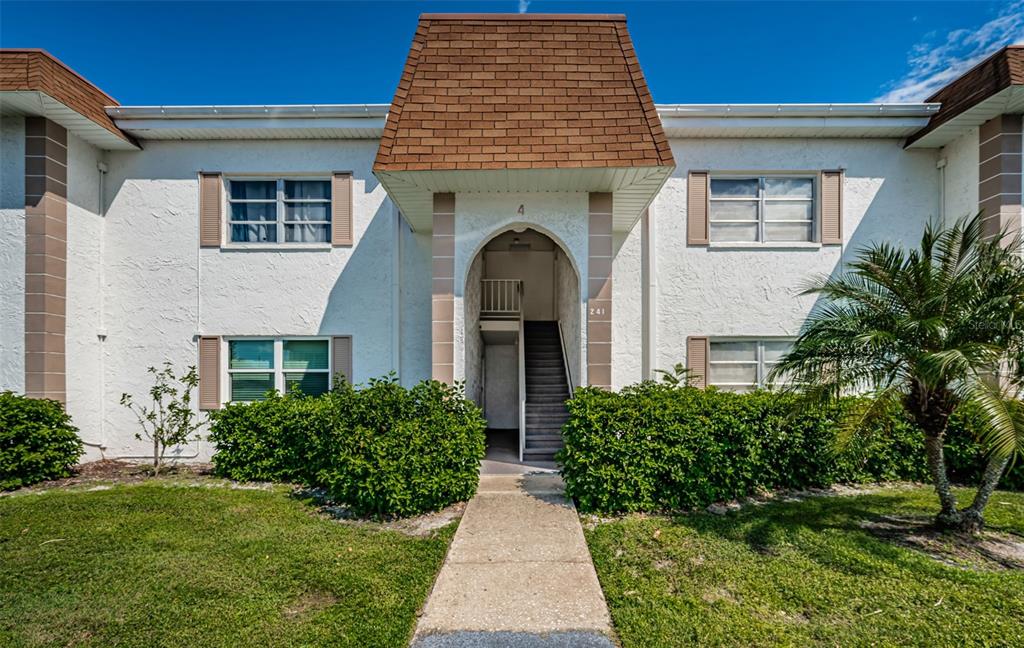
xmin=906 ymin=45 xmax=1023 ymax=146
xmin=374 ymin=14 xmax=674 ymax=172
xmin=0 ymin=49 xmax=136 ymax=145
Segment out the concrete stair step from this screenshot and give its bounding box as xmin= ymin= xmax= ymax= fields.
xmin=525 ymin=433 xmax=563 ymax=443
xmin=526 ymin=412 xmax=569 ymax=421
xmin=526 ymin=388 xmax=569 ymax=396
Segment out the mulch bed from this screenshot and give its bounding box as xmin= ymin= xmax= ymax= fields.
xmin=6 ymin=460 xmax=215 ymax=493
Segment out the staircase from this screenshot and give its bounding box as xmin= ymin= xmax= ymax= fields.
xmin=523 ymin=321 xmax=570 ymax=462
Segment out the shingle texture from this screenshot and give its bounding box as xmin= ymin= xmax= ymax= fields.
xmin=374 ymin=14 xmax=674 ymax=172
xmin=906 ymin=45 xmax=1023 ymax=146
xmin=0 ymin=49 xmax=133 ymax=144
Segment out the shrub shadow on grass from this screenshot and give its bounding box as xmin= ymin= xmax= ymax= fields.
xmin=670 ymin=492 xmax=997 ymax=576
xmin=287 ymin=485 xmax=466 ymax=537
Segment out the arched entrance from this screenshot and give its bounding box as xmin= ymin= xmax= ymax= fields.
xmin=463 ymin=227 xmax=581 ymax=463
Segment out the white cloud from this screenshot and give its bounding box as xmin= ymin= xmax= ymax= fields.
xmin=518 ymin=0 xmax=530 ymax=14
xmin=874 ymin=0 xmax=1024 ymax=103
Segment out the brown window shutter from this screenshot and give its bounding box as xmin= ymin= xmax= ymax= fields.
xmin=687 ymin=171 xmax=709 ymax=245
xmin=198 ymin=336 xmax=221 ymax=410
xmin=199 ymin=173 xmax=222 ymax=247
xmin=820 ymin=170 xmax=844 ymax=244
xmin=332 ymin=172 xmax=353 ymax=246
xmin=686 ymin=336 xmax=709 ymax=389
xmin=332 ymin=336 xmax=353 ymax=385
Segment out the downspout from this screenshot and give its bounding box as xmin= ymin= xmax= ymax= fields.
xmin=392 ymin=202 xmax=402 ymax=381
xmin=936 ymin=156 xmax=947 ymax=226
xmin=641 ymin=205 xmax=657 ymax=380
xmin=84 ymin=159 xmax=109 ymax=454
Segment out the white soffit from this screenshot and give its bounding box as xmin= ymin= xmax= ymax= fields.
xmin=0 ymin=91 xmax=139 ymax=150
xmin=658 ymin=103 xmax=939 ymax=139
xmin=108 ymin=104 xmax=389 ymax=140
xmin=376 ymin=165 xmax=674 ymax=232
xmin=905 ymin=87 xmax=1024 ymax=148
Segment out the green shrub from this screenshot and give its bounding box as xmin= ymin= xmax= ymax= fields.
xmin=558 ymin=383 xmax=1015 ymax=514
xmin=209 ymin=377 xmax=486 ymax=517
xmin=0 ymin=392 xmax=83 ymax=490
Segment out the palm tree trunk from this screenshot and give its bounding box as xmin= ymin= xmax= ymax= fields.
xmin=957 ymin=454 xmax=1011 ymax=533
xmin=923 ymin=433 xmax=961 ymax=526
xmin=911 ymin=384 xmax=965 ymax=529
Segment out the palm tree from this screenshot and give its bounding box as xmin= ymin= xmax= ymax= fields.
xmin=769 ymin=213 xmax=1024 ymax=533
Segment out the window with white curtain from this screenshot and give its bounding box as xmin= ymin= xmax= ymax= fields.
xmin=708 ymin=339 xmax=793 ymax=391
xmin=228 ymin=179 xmax=331 ymax=244
xmin=227 ymin=338 xmax=332 ymax=401
xmin=709 ymin=176 xmax=815 ymax=243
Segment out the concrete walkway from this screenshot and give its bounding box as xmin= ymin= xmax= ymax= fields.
xmin=410 ymin=470 xmax=615 ymax=647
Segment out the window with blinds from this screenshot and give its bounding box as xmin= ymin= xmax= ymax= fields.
xmin=709 ymin=176 xmax=816 ymax=243
xmin=708 ymin=339 xmax=794 ymax=392
xmin=227 ymin=338 xmax=331 ymax=401
xmin=227 ymin=179 xmax=332 ymax=244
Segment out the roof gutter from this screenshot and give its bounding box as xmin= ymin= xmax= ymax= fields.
xmin=107 ymin=104 xmax=390 ymax=120
xmin=106 ymin=103 xmax=940 ymax=121
xmin=655 ymin=103 xmax=941 ymax=118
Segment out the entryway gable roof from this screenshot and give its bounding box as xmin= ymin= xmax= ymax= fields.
xmin=373 ymin=13 xmax=674 ymax=173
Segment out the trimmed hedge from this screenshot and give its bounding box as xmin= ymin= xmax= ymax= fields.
xmin=208 ymin=377 xmax=487 ymax=517
xmin=1 ymin=392 xmax=83 ymax=490
xmin=558 ymin=383 xmax=1021 ymax=513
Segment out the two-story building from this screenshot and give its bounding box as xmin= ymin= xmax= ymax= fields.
xmin=1 ymin=14 xmax=1021 ymax=462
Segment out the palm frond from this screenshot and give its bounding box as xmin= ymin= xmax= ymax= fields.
xmin=956 ymin=375 xmax=1024 ymax=459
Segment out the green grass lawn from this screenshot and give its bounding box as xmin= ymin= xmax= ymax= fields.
xmin=586 ymin=487 xmax=1024 ymax=647
xmin=0 ymin=480 xmax=455 ymax=648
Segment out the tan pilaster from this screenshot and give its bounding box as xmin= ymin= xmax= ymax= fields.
xmin=432 ymin=193 xmax=456 ymax=383
xmin=587 ymin=193 xmax=613 ymax=389
xmin=979 ymin=114 xmax=1023 ymax=245
xmin=24 ymin=117 xmax=68 ymax=402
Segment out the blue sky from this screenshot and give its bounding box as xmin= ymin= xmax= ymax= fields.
xmin=1 ymin=1 xmax=1021 ymax=105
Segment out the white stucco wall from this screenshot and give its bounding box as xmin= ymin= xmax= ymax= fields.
xmin=649 ymin=138 xmax=939 ymax=375
xmin=463 ymin=252 xmax=483 ymax=404
xmin=400 ymin=224 xmax=433 ymax=387
xmin=30 ymin=130 xmax=950 ymax=460
xmin=452 ymin=192 xmax=589 ymax=386
xmin=941 ymin=127 xmax=979 ymax=226
xmin=96 ymin=139 xmax=423 ymax=460
xmin=554 ymin=246 xmax=581 ymax=390
xmin=0 ymin=116 xmax=25 ymax=393
xmin=611 ymin=222 xmax=643 ymax=388
xmin=65 ymin=133 xmax=106 ymax=457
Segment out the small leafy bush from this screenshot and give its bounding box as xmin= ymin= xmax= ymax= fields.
xmin=120 ymin=363 xmax=204 ymax=475
xmin=558 ymin=383 xmax=1016 ymax=514
xmin=209 ymin=377 xmax=486 ymax=517
xmin=1 ymin=392 xmax=83 ymax=490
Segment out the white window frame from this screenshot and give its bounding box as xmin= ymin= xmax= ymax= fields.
xmin=224 ymin=337 xmax=333 ymax=402
xmin=709 ymin=173 xmax=817 ymax=245
xmin=708 ymin=337 xmax=795 ymax=391
xmin=226 ymin=177 xmax=332 ymax=247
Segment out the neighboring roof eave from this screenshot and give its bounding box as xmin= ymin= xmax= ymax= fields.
xmin=905 ymin=45 xmax=1023 ymax=148
xmin=0 ymin=49 xmax=139 ymax=149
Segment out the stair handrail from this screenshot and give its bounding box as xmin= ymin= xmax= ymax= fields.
xmin=556 ymin=319 xmax=574 ymax=398
xmin=518 ymin=299 xmax=526 ymax=462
